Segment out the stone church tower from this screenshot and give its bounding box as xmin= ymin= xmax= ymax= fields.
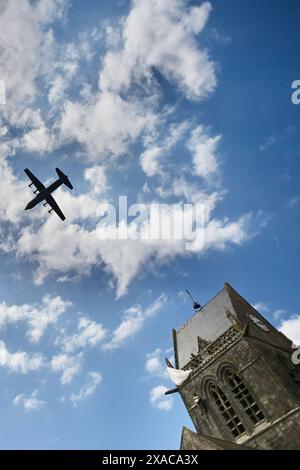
xmin=169 ymin=282 xmax=300 ymax=450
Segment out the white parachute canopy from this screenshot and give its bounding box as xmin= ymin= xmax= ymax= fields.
xmin=166 ymin=367 xmax=192 ymax=386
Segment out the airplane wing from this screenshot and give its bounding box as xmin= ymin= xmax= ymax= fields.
xmin=24 ymin=168 xmax=45 ymax=192
xmin=45 ymin=193 xmax=66 ymax=221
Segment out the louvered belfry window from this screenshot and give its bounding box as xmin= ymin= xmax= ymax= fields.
xmin=210 ymin=384 xmax=246 ymax=438
xmin=226 ymin=371 xmax=265 ymax=425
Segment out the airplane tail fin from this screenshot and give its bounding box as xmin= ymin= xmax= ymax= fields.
xmin=56 ymin=168 xmax=73 ymax=190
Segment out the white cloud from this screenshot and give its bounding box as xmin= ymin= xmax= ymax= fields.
xmin=62 ymin=317 xmax=107 ymax=353
xmin=50 ymin=352 xmax=83 ymax=385
xmin=200 ymin=211 xmax=268 ymax=251
xmin=69 ymin=371 xmax=102 ymax=406
xmin=140 ymin=121 xmax=189 ymax=177
xmin=273 ymin=309 xmax=286 ymax=321
xmin=14 ymin=389 xmax=46 ymax=412
xmin=0 ymin=0 xmax=67 ymax=126
xmin=48 ymin=75 xmax=66 ymax=105
xmin=145 ymin=348 xmax=168 ymax=379
xmin=0 ymin=159 xmax=29 ymax=224
xmin=100 ymin=0 xmax=216 ymax=100
xmin=21 ymin=124 xmax=55 ymax=153
xmin=15 ymin=203 xmax=267 ymax=298
xmin=279 ymin=315 xmax=300 ymax=346
xmin=146 ymin=355 xmax=162 ymax=375
xmin=105 ymin=306 xmax=143 ymax=350
xmin=149 ymin=385 xmax=173 ymax=412
xmin=0 ymin=0 xmax=103 ymax=159
xmin=103 ymin=294 xmax=168 ymax=350
xmin=57 ymin=0 xmax=216 ymax=161
xmin=145 ymin=348 xmax=175 ymax=411
xmin=59 ymin=91 xmax=157 ymax=161
xmin=259 ymin=135 xmax=278 ymax=151
xmin=0 ymin=295 xmax=72 ymax=343
xmin=156 ymin=175 xmax=223 ymax=211
xmin=0 ymin=340 xmax=44 ymax=373
xmin=84 ymin=166 xmax=108 ymax=194
xmin=17 ymin=217 xmax=109 ymax=285
xmin=187 ymin=125 xmax=221 ymax=182
xmin=140 ymin=147 xmax=164 ymax=178
xmin=253 ymin=302 xmax=270 ymax=315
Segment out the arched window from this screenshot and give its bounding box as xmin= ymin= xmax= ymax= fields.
xmin=209 ymin=384 xmax=245 ymax=438
xmin=226 ymin=371 xmax=265 ymax=425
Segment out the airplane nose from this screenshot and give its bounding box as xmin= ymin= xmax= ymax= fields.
xmin=25 ymin=200 xmax=35 ymax=210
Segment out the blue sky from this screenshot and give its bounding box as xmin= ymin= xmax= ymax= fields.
xmin=0 ymin=0 xmax=299 ymax=449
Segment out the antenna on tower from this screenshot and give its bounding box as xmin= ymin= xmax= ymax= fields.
xmin=185 ymin=289 xmax=202 ymax=312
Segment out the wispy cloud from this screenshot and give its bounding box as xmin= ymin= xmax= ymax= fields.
xmin=0 ymin=295 xmax=71 ymax=343
xmin=50 ymin=352 xmax=83 ymax=385
xmin=140 ymin=121 xmax=190 ymax=177
xmin=0 ymin=340 xmax=44 ymax=373
xmin=259 ymin=125 xmax=297 ymax=152
xmin=253 ymin=302 xmax=286 ymax=321
xmin=187 ymin=125 xmax=221 ymax=183
xmin=149 ymin=385 xmax=173 ymax=412
xmin=252 ymin=302 xmax=271 ymax=315
xmin=13 ymin=389 xmax=46 ymax=412
xmin=103 ymin=294 xmax=168 ymax=350
xmin=145 ymin=348 xmax=169 ymax=379
xmin=61 ymin=317 xmax=107 ymax=353
xmin=69 ymin=371 xmax=102 ymax=407
xmin=253 ymin=301 xmax=300 ymax=343
xmin=145 ymin=347 xmax=175 ymax=412
xmin=287 ymin=196 xmax=299 ymax=208
xmin=259 ymin=135 xmax=278 ymax=152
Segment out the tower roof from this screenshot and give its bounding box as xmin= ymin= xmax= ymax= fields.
xmin=173 ymin=282 xmax=291 ymax=369
xmin=174 ymin=283 xmax=237 ymax=368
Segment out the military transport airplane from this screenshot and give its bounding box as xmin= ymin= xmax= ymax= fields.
xmin=24 ymin=168 xmax=73 ymax=221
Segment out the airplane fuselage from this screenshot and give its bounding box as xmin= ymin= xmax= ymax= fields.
xmin=25 ymin=179 xmax=64 ymax=210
